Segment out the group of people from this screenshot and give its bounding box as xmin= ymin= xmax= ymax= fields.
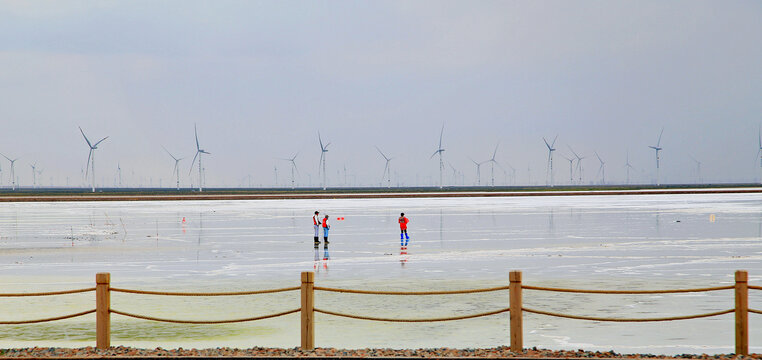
xmin=311 ymin=211 xmax=410 ymax=247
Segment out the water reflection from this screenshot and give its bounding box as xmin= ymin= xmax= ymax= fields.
xmin=314 ymin=243 xmax=330 ymax=272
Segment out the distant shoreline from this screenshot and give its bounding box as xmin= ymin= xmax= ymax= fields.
xmin=0 ymin=186 xmax=759 ymax=202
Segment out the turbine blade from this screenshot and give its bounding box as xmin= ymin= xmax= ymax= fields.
xmin=439 ymin=124 xmax=444 ymax=148
xmin=85 ymin=149 xmax=93 ymax=178
xmin=657 ymin=127 xmax=664 ymax=147
xmin=318 ymin=132 xmax=324 ymax=150
xmin=430 ymin=150 xmax=439 ymax=159
xmin=79 ymin=126 xmax=93 ymax=148
xmin=162 ymin=145 xmax=177 ymax=161
xmin=0 ymin=152 xmax=10 ymax=162
xmin=195 ymin=124 xmax=200 ymax=150
xmin=543 ymin=137 xmax=551 ymax=150
xmin=93 ymin=136 xmax=109 ymax=147
xmin=492 ymin=142 xmax=499 ymax=159
xmin=551 ymin=135 xmax=558 ymax=148
xmin=189 ymin=151 xmax=199 ymax=175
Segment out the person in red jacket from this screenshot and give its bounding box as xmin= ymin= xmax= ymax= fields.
xmin=398 ymin=212 xmax=409 ymax=246
xmin=322 ymin=214 xmax=330 ymax=245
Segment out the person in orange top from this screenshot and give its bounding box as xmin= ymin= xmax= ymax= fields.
xmin=322 ymin=214 xmax=330 ymax=245
xmin=398 ymin=212 xmax=409 ymax=246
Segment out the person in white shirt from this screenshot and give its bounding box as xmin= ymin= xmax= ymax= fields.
xmin=313 ymin=211 xmax=321 ymax=246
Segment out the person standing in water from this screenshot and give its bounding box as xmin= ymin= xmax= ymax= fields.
xmin=322 ymin=214 xmax=331 ymax=244
xmin=399 ymin=212 xmax=409 ymax=247
xmin=313 ymin=211 xmax=321 ymax=246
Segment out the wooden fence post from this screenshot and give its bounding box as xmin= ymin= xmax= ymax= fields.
xmin=96 ymin=272 xmax=111 ymax=350
xmin=301 ymin=271 xmax=315 ymax=350
xmin=735 ymin=270 xmax=748 ymax=356
xmin=509 ymin=270 xmax=523 ymax=352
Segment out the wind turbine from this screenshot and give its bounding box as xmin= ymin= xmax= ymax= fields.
xmin=318 ymin=132 xmax=330 ymax=190
xmin=469 ymin=157 xmax=486 ymax=186
xmin=430 ymin=124 xmax=445 ymax=188
xmin=162 ymin=146 xmax=184 ymax=190
xmin=189 ymin=124 xmax=210 ymax=192
xmin=568 ymin=145 xmax=585 ymax=184
xmin=505 ymin=163 xmax=517 ymax=185
xmin=375 ymin=146 xmax=393 ymax=188
xmin=486 ymin=143 xmax=501 ymax=186
xmin=30 ymin=163 xmax=38 ymax=188
xmin=594 ymin=151 xmax=606 ymax=184
xmin=625 ymin=151 xmax=634 ymax=184
xmin=0 ymin=154 xmax=20 ymax=190
xmin=279 ymin=152 xmax=300 ymax=189
xmin=78 ymin=126 xmax=108 ymax=193
xmin=648 ymin=128 xmax=664 ymax=185
xmin=543 ymin=136 xmax=558 ymax=187
xmin=560 ymin=154 xmax=574 ymax=184
xmin=689 ymin=155 xmax=702 ymax=184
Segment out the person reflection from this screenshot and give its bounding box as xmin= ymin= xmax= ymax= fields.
xmin=313 ymin=243 xmax=321 ymax=271
xmin=400 ymin=245 xmax=409 ymax=267
xmin=322 ymin=243 xmax=330 ymax=271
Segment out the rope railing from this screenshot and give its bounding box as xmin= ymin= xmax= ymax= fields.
xmin=313 ymin=307 xmax=510 ymax=322
xmin=313 ymin=285 xmax=510 ymax=295
xmin=0 ymin=287 xmax=96 ymax=297
xmin=1 ymin=271 xmax=758 ymax=356
xmin=110 ymin=286 xmax=299 ymax=296
xmin=0 ymin=309 xmax=96 ymax=324
xmin=522 ymin=307 xmax=734 ymax=322
xmin=110 ymin=308 xmax=300 ymax=324
xmin=521 ymin=285 xmax=734 ymax=294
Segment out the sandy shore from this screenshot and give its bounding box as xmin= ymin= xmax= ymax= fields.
xmin=0 ymin=347 xmax=759 ymax=359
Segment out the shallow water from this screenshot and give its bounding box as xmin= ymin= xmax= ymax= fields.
xmin=0 ymin=193 xmax=760 ymax=354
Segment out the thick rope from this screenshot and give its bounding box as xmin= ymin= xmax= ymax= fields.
xmin=110 ymin=308 xmax=300 ymax=324
xmin=522 ymin=307 xmax=734 ymax=322
xmin=749 ymin=285 xmax=762 ymax=291
xmin=522 ymin=285 xmax=733 ymax=294
xmin=750 ymin=308 xmax=762 ymax=315
xmin=0 ymin=287 xmax=96 ymax=297
xmin=0 ymin=309 xmax=96 ymax=324
xmin=313 ymin=307 xmax=510 ymax=322
xmin=110 ymin=286 xmax=299 ymax=296
xmin=313 ymin=285 xmax=510 ymax=295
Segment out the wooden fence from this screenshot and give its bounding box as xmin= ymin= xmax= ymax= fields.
xmin=1 ymin=271 xmax=759 ymax=355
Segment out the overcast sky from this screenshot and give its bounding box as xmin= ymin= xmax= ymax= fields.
xmin=0 ymin=1 xmax=760 ymax=188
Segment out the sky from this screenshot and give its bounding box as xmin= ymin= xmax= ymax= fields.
xmin=0 ymin=0 xmax=760 ymax=188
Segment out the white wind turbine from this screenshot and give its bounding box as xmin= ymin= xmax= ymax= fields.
xmin=568 ymin=145 xmax=585 ymax=184
xmin=318 ymin=132 xmax=330 ymax=190
xmin=594 ymin=151 xmax=606 ymax=184
xmin=0 ymin=153 xmax=19 ymax=190
xmin=625 ymin=151 xmax=634 ymax=184
xmin=189 ymin=124 xmax=210 ymax=192
xmin=648 ymin=128 xmax=664 ymax=185
xmin=469 ymin=157 xmax=486 ymax=186
xmin=486 ymin=143 xmax=501 ymax=186
xmin=280 ymin=152 xmax=300 ymax=189
xmin=543 ymin=136 xmax=558 ymax=187
xmin=78 ymin=126 xmax=108 ymax=193
xmin=430 ymin=124 xmax=445 ymax=189
xmin=162 ymin=145 xmax=184 ymax=190
xmin=375 ymin=146 xmax=393 ymax=188
xmin=30 ymin=163 xmax=38 ymax=188
xmin=689 ymin=155 xmax=702 ymax=184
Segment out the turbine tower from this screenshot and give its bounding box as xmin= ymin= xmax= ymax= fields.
xmin=487 ymin=143 xmax=500 ymax=186
xmin=162 ymin=146 xmax=184 ymax=190
xmin=318 ymin=132 xmax=330 ymax=190
xmin=189 ymin=124 xmax=210 ymax=192
xmin=543 ymin=136 xmax=558 ymax=187
xmin=648 ymin=128 xmax=664 ymax=185
xmin=375 ymin=146 xmax=393 ymax=188
xmin=0 ymin=153 xmax=19 ymax=190
xmin=78 ymin=126 xmax=108 ymax=193
xmin=430 ymin=124 xmax=445 ymax=189
xmin=280 ymin=152 xmax=300 ymax=189
xmin=594 ymin=151 xmax=606 ymax=184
